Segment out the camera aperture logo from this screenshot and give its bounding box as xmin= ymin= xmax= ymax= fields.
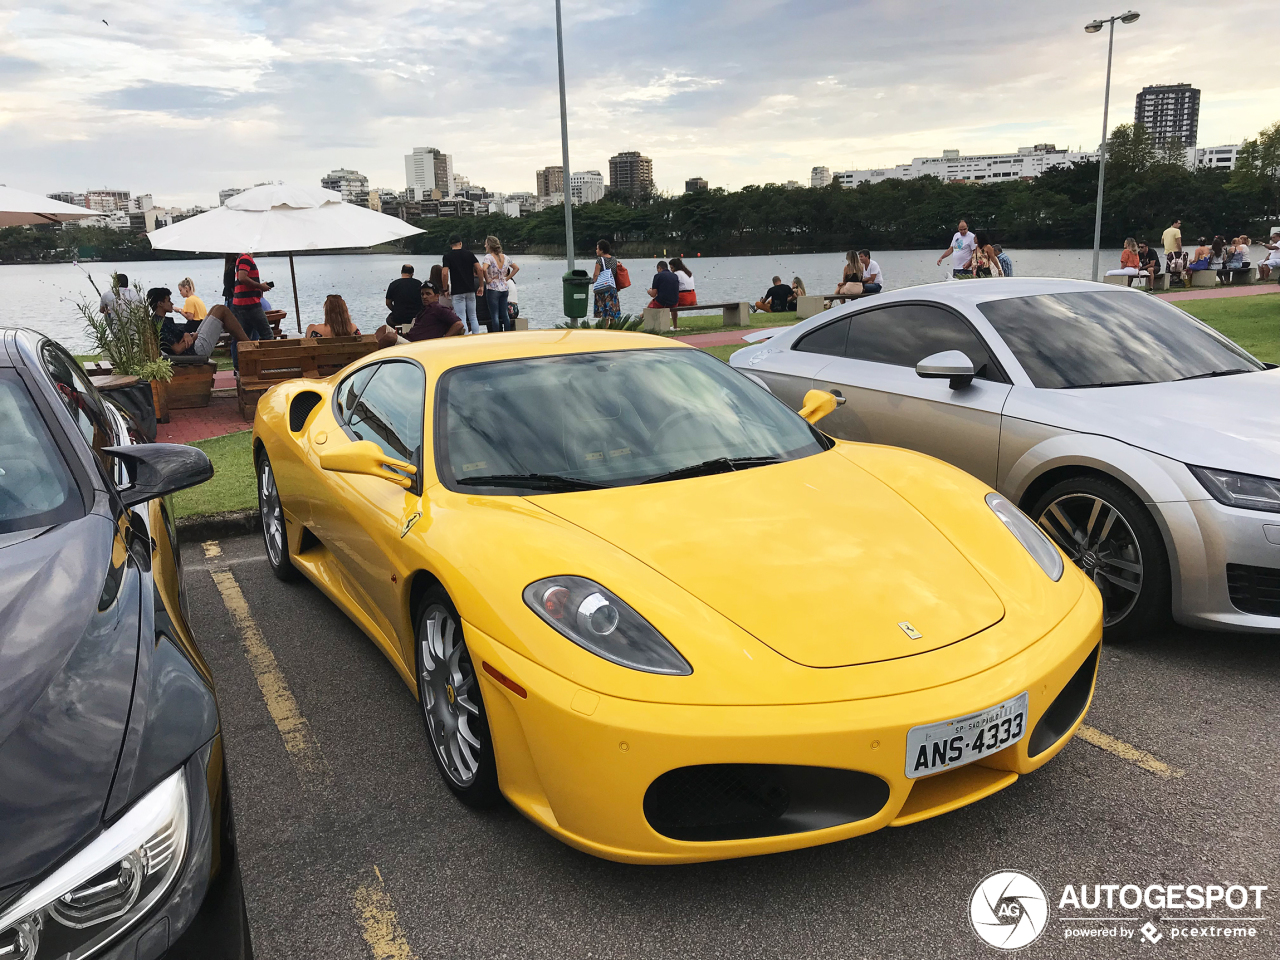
xmin=970 ymin=870 xmax=1050 ymax=950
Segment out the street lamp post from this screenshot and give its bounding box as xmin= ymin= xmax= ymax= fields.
xmin=1086 ymin=11 xmax=1141 ymax=282
xmin=555 ymin=0 xmax=575 ymax=272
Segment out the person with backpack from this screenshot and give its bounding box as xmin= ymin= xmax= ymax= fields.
xmin=480 ymin=235 xmax=519 ymax=332
xmin=591 ymin=239 xmax=625 ymax=327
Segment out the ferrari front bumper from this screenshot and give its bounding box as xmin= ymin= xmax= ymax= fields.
xmin=466 ymin=585 xmax=1103 ymax=864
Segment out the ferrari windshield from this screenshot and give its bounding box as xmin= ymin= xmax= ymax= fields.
xmin=977 ymin=292 xmax=1264 ymax=389
xmin=437 ymin=348 xmax=827 ymax=492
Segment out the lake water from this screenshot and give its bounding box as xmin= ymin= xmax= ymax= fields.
xmin=1 ymin=248 xmax=1123 ymax=354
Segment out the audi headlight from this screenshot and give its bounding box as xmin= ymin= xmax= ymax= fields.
xmin=1190 ymin=465 xmax=1280 ymax=513
xmin=0 ymin=770 xmax=188 ymax=960
xmin=986 ymin=492 xmax=1064 ymax=581
xmin=523 ymin=576 xmax=692 ymax=675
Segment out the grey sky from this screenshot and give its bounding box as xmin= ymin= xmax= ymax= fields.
xmin=0 ymin=0 xmax=1275 ymax=207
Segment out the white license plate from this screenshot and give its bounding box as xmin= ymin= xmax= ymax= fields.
xmin=905 ymin=692 xmax=1029 ymax=779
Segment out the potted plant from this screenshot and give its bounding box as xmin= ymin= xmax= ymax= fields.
xmin=77 ymin=274 xmax=174 ymax=424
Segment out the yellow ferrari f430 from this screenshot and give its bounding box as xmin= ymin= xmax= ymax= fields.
xmin=252 ymin=330 xmax=1102 ymax=863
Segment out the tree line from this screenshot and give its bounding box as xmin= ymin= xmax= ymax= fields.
xmin=6 ymin=119 xmax=1278 ymax=264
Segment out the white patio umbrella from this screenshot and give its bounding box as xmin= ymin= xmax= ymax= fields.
xmin=146 ymin=182 xmax=424 ymax=331
xmin=0 ymin=185 xmax=102 ymax=226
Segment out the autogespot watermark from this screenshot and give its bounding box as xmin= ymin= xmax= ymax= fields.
xmin=968 ymin=872 xmax=1270 ymax=950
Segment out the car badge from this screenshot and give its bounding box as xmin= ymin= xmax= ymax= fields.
xmin=401 ymin=511 xmax=422 ymax=538
xmin=898 ymin=621 xmax=923 ymax=640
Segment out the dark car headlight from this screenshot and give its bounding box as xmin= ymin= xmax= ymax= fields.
xmin=523 ymin=576 xmax=692 ymax=675
xmin=1189 ymin=465 xmax=1280 ymax=513
xmin=0 ymin=771 xmax=188 ymax=960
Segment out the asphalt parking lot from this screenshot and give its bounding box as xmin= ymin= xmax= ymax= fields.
xmin=184 ymin=534 xmax=1279 ymax=960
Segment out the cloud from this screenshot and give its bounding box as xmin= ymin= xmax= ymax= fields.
xmin=94 ymin=82 xmax=250 ymax=116
xmin=0 ymin=54 xmax=42 ymax=79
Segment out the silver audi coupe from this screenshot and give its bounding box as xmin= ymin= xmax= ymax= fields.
xmin=731 ymin=278 xmax=1280 ymax=639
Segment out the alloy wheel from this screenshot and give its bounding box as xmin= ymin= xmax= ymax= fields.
xmin=418 ymin=604 xmax=483 ymax=787
xmin=1037 ymin=493 xmax=1143 ymax=626
xmin=258 ymin=457 xmax=285 ymax=568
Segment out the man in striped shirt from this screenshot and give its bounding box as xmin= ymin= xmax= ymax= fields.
xmin=231 ymin=252 xmax=275 ymax=341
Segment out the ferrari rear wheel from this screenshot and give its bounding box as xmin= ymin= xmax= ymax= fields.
xmin=256 ymin=452 xmax=298 ymax=582
xmin=1031 ymin=475 xmax=1169 ymax=642
xmin=415 ymin=589 xmax=501 ymax=807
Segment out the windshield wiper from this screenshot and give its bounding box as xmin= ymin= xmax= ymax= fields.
xmin=456 ymin=473 xmax=612 ymax=492
xmin=1173 ymin=368 xmax=1253 ymax=381
xmin=643 ymin=456 xmax=780 ymax=484
xmin=1064 ymin=380 xmax=1155 ymax=389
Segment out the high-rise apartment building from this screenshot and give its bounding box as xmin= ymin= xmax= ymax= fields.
xmin=85 ymin=189 xmax=130 ymax=213
xmin=811 ymin=166 xmax=832 ymax=188
xmin=569 ymin=171 xmax=605 ymax=205
xmin=608 ymin=151 xmax=654 ymax=196
xmin=685 ymin=177 xmax=708 ymax=193
xmin=404 ymin=147 xmax=455 ymax=198
xmin=535 ymin=166 xmax=564 ymax=197
xmin=320 ymin=168 xmax=370 ymax=203
xmin=47 ymin=191 xmax=86 ymax=207
xmin=1134 ymin=83 xmax=1200 ymax=148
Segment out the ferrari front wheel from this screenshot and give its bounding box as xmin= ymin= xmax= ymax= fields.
xmin=415 ymin=589 xmax=501 ymax=808
xmin=256 ymin=451 xmax=297 ymax=582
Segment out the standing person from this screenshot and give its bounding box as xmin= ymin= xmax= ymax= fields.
xmin=968 ymin=233 xmax=1003 ymax=277
xmin=788 ymin=276 xmax=806 ymax=311
xmin=755 ymin=276 xmax=795 ymax=312
xmin=406 ymin=281 xmax=465 ymax=340
xmin=837 ymin=251 xmax=864 ymax=295
xmin=646 ymin=261 xmax=681 ymax=325
xmin=858 ymin=250 xmax=884 ymax=293
xmin=993 ymin=244 xmax=1014 ymax=277
xmin=936 ymin=220 xmax=978 ymax=277
xmin=176 ymin=278 xmax=208 ymax=321
xmin=480 ymin=236 xmax=519 ymax=333
xmin=1161 ymin=218 xmax=1182 ymax=261
xmin=384 ymin=264 xmax=422 ymax=330
xmin=98 ymin=272 xmax=140 ymax=320
xmin=669 ymin=257 xmax=696 ymax=330
xmin=221 ymin=255 xmax=237 ymax=308
xmin=1136 ymin=241 xmax=1161 ymax=290
xmin=1105 ymin=238 xmax=1142 ymax=285
xmin=306 ymin=295 xmax=360 ymax=338
xmin=232 ymin=251 xmax=274 ymax=341
xmin=591 ymin=239 xmax=622 ymax=327
xmin=442 ymin=236 xmax=484 ymax=334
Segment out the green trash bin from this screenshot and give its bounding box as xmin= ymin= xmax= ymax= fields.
xmin=562 ymin=269 xmax=592 ymax=320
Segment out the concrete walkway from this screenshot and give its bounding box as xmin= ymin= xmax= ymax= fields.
xmin=1158 ymin=283 xmax=1278 ymax=302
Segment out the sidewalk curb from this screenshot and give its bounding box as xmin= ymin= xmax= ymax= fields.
xmin=177 ymin=509 xmax=261 ymax=542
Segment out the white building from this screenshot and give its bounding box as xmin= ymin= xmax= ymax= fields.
xmin=320 ymin=168 xmax=369 ymax=203
xmin=810 ymin=166 xmax=832 ymax=188
xmin=836 ymin=144 xmax=1100 ymax=187
xmin=85 ymin=189 xmax=130 ymax=213
xmin=569 ymin=170 xmax=605 ymax=205
xmin=1194 ymin=144 xmax=1241 ymax=170
xmin=46 ymin=191 xmax=85 ymax=207
xmin=405 ymin=146 xmax=454 ymax=198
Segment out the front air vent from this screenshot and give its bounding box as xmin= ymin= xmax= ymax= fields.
xmin=1226 ymin=563 xmax=1280 ymax=616
xmin=289 ymin=391 xmax=323 ymax=432
xmin=1029 ymin=643 xmax=1100 ymax=757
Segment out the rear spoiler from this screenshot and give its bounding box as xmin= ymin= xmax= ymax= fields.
xmin=741 ymin=327 xmax=785 ymax=343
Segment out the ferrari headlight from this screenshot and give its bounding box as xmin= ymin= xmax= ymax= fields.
xmin=1190 ymin=465 xmax=1280 ymax=513
xmin=986 ymin=492 xmax=1064 ymax=581
xmin=523 ymin=576 xmax=693 ymax=675
xmin=0 ymin=770 xmax=189 ymax=960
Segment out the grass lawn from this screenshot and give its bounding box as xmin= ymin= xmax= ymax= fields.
xmin=172 ymin=430 xmax=256 ymax=519
xmin=1178 ymin=293 xmax=1280 ymax=364
xmin=658 ymin=311 xmax=798 ymax=338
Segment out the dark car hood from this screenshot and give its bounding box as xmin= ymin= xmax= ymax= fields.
xmin=0 ymin=515 xmax=140 ymax=887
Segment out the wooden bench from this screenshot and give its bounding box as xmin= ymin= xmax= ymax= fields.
xmin=641 ymin=301 xmax=750 ymax=333
xmin=237 ymin=335 xmax=380 ymax=421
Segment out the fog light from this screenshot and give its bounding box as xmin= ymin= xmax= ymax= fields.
xmin=578 ymin=592 xmax=619 ymax=636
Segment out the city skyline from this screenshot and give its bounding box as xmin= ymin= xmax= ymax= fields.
xmin=2 ymin=2 xmax=1276 ymax=207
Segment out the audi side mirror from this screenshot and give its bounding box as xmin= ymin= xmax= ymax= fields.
xmin=916 ymin=351 xmax=975 ymax=390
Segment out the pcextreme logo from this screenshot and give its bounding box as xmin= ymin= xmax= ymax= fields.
xmin=969 ymin=870 xmax=1050 ymax=950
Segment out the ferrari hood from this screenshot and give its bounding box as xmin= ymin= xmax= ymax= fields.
xmin=530 ymin=450 xmax=1005 ymax=668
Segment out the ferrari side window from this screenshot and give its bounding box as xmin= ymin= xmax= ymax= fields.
xmin=335 ymin=363 xmax=379 ymax=424
xmin=345 ymin=361 xmax=426 ymax=468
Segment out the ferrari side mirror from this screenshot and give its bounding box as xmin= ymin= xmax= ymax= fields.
xmin=319 ymin=439 xmax=417 ymax=489
xmin=798 ymin=389 xmax=842 ymax=425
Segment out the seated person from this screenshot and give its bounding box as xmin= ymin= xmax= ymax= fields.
xmin=406 ymin=281 xmax=465 ymax=341
xmin=306 ymin=295 xmax=360 ymax=338
xmin=1136 ymin=241 xmax=1160 ymax=289
xmin=1259 ymin=231 xmax=1280 ymax=281
xmin=647 ymin=260 xmax=681 ymax=328
xmin=1187 ymin=238 xmax=1212 ymax=272
xmin=1105 ymin=239 xmax=1142 ymax=285
xmin=374 ymin=324 xmax=409 ymax=348
xmin=176 ymin=278 xmax=208 ymax=322
xmin=788 ymin=276 xmax=806 ymax=310
xmin=754 ymin=276 xmax=794 ymax=313
xmin=858 ymin=250 xmax=884 ymax=294
xmin=150 ymin=286 xmax=250 ymax=358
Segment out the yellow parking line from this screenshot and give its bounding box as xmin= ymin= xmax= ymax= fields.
xmin=354 ymin=867 xmax=418 ymax=960
xmin=209 ymin=567 xmax=331 ymax=784
xmin=1077 ymin=724 xmax=1185 ymax=780
xmin=202 ymin=541 xmax=222 ymax=559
